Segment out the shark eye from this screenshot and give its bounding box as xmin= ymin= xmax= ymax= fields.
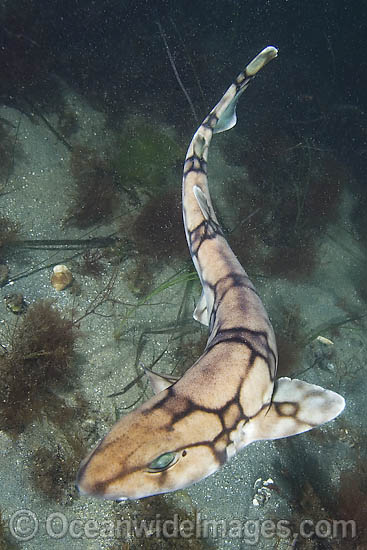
xmin=147 ymin=452 xmax=178 ymax=472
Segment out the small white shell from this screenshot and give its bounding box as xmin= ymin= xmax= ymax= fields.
xmin=51 ymin=264 xmax=73 ymax=291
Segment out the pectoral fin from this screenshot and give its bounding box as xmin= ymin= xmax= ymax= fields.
xmin=241 ymin=377 xmax=345 ymax=446
xmin=144 ymin=367 xmax=180 ymax=394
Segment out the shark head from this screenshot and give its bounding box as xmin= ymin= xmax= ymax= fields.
xmin=76 ymin=385 xmax=226 ymax=500
xmin=76 ymin=363 xmax=345 ymax=501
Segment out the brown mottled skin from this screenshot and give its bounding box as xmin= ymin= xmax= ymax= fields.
xmin=77 ymin=47 xmax=344 ymax=500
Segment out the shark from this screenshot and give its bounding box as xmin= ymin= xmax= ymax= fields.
xmin=76 ymin=46 xmax=345 ymax=500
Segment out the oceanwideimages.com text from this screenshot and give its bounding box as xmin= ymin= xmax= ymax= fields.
xmin=8 ymin=509 xmax=357 ymax=545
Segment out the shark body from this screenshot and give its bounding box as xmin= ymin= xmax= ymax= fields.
xmin=77 ymin=47 xmax=345 ymax=500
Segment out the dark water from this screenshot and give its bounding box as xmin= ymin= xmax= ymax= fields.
xmin=0 ymin=1 xmax=366 ymax=549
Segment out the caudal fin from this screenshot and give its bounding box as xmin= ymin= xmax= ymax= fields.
xmin=214 ymin=46 xmax=278 ymax=134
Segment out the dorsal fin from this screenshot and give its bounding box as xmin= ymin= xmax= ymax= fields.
xmin=193 ymin=185 xmax=212 ymax=220
xmin=193 ymin=290 xmax=209 ymax=326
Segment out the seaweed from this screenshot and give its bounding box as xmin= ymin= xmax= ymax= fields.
xmin=114 ymin=269 xmax=197 ymax=340
xmin=0 ymin=299 xmax=90 ymax=502
xmin=281 ymin=463 xmax=367 ymax=550
xmin=272 ymin=303 xmax=308 ymax=377
xmin=273 ymin=302 xmax=365 ymax=379
xmin=125 ymin=256 xmax=155 ymax=298
xmin=120 ymin=185 xmax=189 ymax=296
xmin=77 ymin=249 xmax=105 ymax=279
xmin=226 ymin=119 xmax=346 ymax=281
xmin=107 ymin=493 xmax=217 ymax=550
xmin=0 ymin=300 xmax=77 ymax=435
xmin=24 ymin=387 xmax=90 ymax=503
xmin=129 ymin=187 xmax=187 ymax=261
xmin=113 ymin=117 xmax=184 ymax=196
xmin=271 ymin=413 xmax=367 ymax=550
xmin=0 ymin=217 xmax=20 ymax=259
xmin=261 ymin=153 xmax=344 ymax=281
xmin=350 ymin=189 xmax=367 ymax=248
xmin=31 ymin=446 xmax=74 ymax=502
xmin=264 ymin=240 xmax=319 ymax=282
xmin=0 ymin=214 xmax=19 ymax=285
xmin=268 ymin=446 xmax=336 ymax=549
xmin=0 ymin=509 xmax=20 ymax=550
xmin=72 ymin=265 xmax=120 ymax=325
xmin=0 ymin=119 xmax=19 ymax=188
xmin=333 ymin=465 xmax=367 ymax=548
xmin=173 ymin=331 xmax=209 ymax=374
xmin=351 ymin=258 xmax=367 ymax=304
xmin=66 ymin=146 xmax=120 ymax=229
xmin=57 ymin=108 xmax=79 ymax=140
xmin=30 ymin=398 xmax=89 ymax=503
xmin=4 ymin=293 xmax=27 ymax=315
